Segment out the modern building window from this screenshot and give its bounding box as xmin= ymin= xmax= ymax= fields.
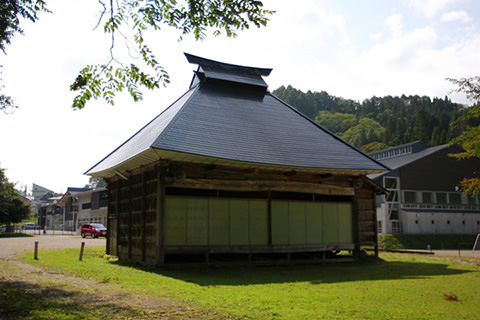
xmin=404 ymin=191 xmax=416 ymax=203
xmin=449 ymin=193 xmax=461 ymax=205
xmin=436 ymin=192 xmax=447 ymax=204
xmin=422 ymin=192 xmax=432 ymax=204
xmin=392 ymin=221 xmax=401 ymax=234
xmin=467 ymin=195 xmax=478 ymax=205
xmin=389 ymin=204 xmax=400 ymax=220
xmin=384 ymin=177 xmax=399 ymax=189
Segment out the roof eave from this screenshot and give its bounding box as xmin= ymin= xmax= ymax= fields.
xmin=87 ymin=148 xmax=389 ymax=180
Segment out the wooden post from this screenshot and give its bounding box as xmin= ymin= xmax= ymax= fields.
xmin=267 ymin=191 xmax=272 ymax=245
xmin=141 ymin=171 xmax=146 ymax=262
xmin=352 ymin=190 xmax=360 ymax=260
xmin=373 ymin=195 xmax=379 ymax=258
xmin=116 ymin=180 xmax=121 ymax=256
xmin=156 ymin=165 xmax=166 ymax=266
xmin=34 ymin=240 xmax=38 ymax=260
xmin=79 ymin=242 xmax=85 ymax=261
xmin=128 ymin=177 xmax=133 ymax=260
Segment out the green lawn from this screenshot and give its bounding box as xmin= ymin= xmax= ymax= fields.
xmin=16 ymin=249 xmax=480 ymax=319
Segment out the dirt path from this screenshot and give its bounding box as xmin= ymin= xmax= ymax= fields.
xmin=0 ymin=235 xmax=209 ymax=319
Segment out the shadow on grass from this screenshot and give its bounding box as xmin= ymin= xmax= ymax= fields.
xmin=112 ymin=256 xmax=473 ymax=287
xmin=0 ymin=279 xmax=151 ymax=319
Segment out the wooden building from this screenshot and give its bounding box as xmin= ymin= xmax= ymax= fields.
xmin=86 ymin=54 xmax=388 ymax=265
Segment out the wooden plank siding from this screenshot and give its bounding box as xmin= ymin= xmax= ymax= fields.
xmin=105 ymin=161 xmax=380 ymax=264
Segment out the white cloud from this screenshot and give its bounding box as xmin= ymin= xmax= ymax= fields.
xmin=408 ymin=0 xmax=459 ymax=18
xmin=386 ymin=14 xmax=403 ymax=37
xmin=370 ymin=32 xmax=383 ymax=40
xmin=441 ymin=10 xmax=473 ymax=23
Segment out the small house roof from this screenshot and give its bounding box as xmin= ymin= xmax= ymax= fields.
xmin=86 ymin=54 xmax=388 ymax=178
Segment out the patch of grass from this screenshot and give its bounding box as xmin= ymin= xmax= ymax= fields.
xmin=0 ymin=260 xmax=212 ymax=319
xmin=379 ymin=234 xmax=478 ymax=250
xmin=0 ymin=232 xmax=33 ymax=238
xmin=19 ymin=249 xmax=480 ymax=319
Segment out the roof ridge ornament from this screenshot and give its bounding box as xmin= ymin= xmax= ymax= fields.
xmin=184 ymin=53 xmax=272 ymax=90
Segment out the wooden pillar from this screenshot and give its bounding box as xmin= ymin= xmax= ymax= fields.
xmin=352 ymin=189 xmax=360 ymax=260
xmin=115 ymin=180 xmax=121 ymax=256
xmin=156 ymin=165 xmax=166 ymax=266
xmin=373 ymin=194 xmax=379 ymax=258
xmin=267 ymin=191 xmax=272 ymax=245
xmin=106 ymin=185 xmax=111 ymax=255
xmin=128 ymin=176 xmax=133 ymax=260
xmin=141 ymin=171 xmax=146 ymax=262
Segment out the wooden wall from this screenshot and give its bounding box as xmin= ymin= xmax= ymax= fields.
xmin=105 ymin=160 xmax=380 ymax=264
xmin=107 ymin=166 xmax=159 ymax=264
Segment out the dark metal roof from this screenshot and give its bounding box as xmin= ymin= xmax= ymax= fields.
xmin=378 ymin=144 xmax=447 ymax=170
xmin=66 ymin=187 xmax=92 ymax=193
xmin=367 ymin=144 xmax=448 ymax=180
xmin=86 ymin=54 xmax=388 ymax=177
xmin=185 ymin=53 xmax=271 ymax=88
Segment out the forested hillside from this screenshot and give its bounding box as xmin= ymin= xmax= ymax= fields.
xmin=272 ymin=85 xmax=466 ymax=152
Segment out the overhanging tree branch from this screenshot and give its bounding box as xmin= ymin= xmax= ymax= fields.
xmin=69 ymin=0 xmax=273 ymax=109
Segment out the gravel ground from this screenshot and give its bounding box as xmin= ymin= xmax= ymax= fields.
xmin=0 ymin=235 xmax=106 ymax=260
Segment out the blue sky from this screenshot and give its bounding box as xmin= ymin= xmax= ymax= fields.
xmin=1 ymin=0 xmax=479 ymax=193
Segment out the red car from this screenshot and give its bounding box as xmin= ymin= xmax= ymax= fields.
xmin=81 ymin=223 xmax=107 ymax=238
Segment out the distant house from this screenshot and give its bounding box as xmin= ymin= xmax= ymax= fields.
xmin=32 ymin=183 xmax=55 ymax=201
xmin=57 ymin=187 xmax=108 ymax=232
xmin=369 ymin=141 xmax=480 ymax=234
xmin=38 ymin=196 xmax=63 ymax=230
xmin=86 ymin=53 xmax=388 ymax=265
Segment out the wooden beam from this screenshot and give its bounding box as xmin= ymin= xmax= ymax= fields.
xmin=170 ymin=178 xmax=355 ymax=196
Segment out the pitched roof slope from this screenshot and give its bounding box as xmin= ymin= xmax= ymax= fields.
xmin=86 ymin=54 xmax=388 ymax=177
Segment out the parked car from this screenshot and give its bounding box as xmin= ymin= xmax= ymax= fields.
xmin=23 ymin=223 xmax=37 ymax=230
xmin=81 ymin=223 xmax=107 ymax=238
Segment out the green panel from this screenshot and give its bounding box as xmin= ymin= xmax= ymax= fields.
xmin=337 ymin=203 xmax=353 ymax=243
xmin=306 ymin=202 xmax=323 ymax=244
xmin=186 ymin=198 xmax=208 ymax=245
xmin=209 ymin=199 xmax=230 ymax=245
xmin=288 ymin=202 xmax=306 ymax=245
xmin=322 ymin=202 xmax=338 ymax=243
xmin=229 ymin=199 xmax=249 ymax=245
xmin=248 ymin=200 xmax=268 ymax=245
xmin=271 ymin=201 xmax=289 ymax=245
xmin=165 ymin=197 xmax=186 ymax=245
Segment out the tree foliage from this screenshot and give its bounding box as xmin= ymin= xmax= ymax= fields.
xmin=273 ymin=85 xmax=465 ymax=152
xmin=0 ymin=167 xmax=30 ymax=225
xmin=448 ymin=76 xmax=480 ymax=196
xmin=70 ymin=0 xmax=273 ymax=109
xmin=0 ymin=0 xmax=272 ymax=110
xmin=85 ymin=176 xmax=108 ymax=190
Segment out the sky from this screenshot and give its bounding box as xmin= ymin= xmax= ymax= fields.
xmin=1 ymin=0 xmax=479 ymax=194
